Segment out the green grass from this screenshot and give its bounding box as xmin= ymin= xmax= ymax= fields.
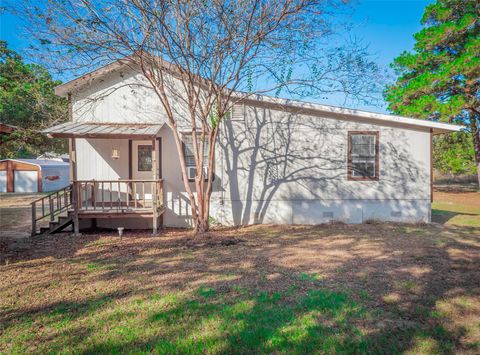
xmin=432 ymin=196 xmax=480 ymax=227
xmin=431 ymin=208 xmax=480 ymax=227
xmin=1 ymin=283 xmax=465 ymax=354
xmin=298 ymin=272 xmax=324 ymax=282
xmin=394 ymin=279 xmax=420 ymax=293
xmin=86 ymin=261 xmax=116 ymax=271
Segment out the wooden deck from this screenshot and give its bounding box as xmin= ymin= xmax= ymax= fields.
xmin=75 ymin=202 xmax=165 ymax=219
xmin=31 ymin=179 xmax=165 ymax=235
xmin=75 ymin=179 xmax=164 ymax=218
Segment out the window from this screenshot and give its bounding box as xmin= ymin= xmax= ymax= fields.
xmin=347 ymin=131 xmax=379 ymax=180
xmin=183 ymin=135 xmax=210 ymax=181
xmin=137 ymin=145 xmax=152 ymax=171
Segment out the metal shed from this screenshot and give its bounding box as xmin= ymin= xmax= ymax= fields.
xmin=0 ymin=159 xmax=70 ymax=193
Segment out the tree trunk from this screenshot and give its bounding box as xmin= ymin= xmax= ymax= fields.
xmin=194 ymin=214 xmax=209 ymax=234
xmin=192 ymin=127 xmax=218 ymax=235
xmin=473 ymin=128 xmax=480 ymax=189
xmin=193 ymin=193 xmax=211 ymax=234
xmin=470 ymin=111 xmax=480 ymax=188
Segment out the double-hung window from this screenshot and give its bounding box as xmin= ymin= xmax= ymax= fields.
xmin=347 ymin=131 xmax=379 ymax=180
xmin=183 ymin=135 xmax=210 ymax=181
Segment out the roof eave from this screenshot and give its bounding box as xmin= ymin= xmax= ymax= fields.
xmin=46 ymin=132 xmax=159 ymax=139
xmin=42 ymin=122 xmax=164 ymax=139
xmin=239 ymin=94 xmax=463 ymax=134
xmin=55 ymin=59 xmax=130 ymax=97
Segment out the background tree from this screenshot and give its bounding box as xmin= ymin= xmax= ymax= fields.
xmin=433 ymin=132 xmax=476 ymax=177
xmin=15 ymin=0 xmax=381 ymax=233
xmin=385 ymin=0 xmax=480 ymax=186
xmin=0 ymin=41 xmax=68 ymax=158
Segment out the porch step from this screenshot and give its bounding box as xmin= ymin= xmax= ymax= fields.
xmin=37 ymin=216 xmax=73 ymax=236
xmin=31 ymin=184 xmax=74 ymax=236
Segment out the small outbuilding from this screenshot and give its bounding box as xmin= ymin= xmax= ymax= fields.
xmin=0 ymin=159 xmax=69 ymax=193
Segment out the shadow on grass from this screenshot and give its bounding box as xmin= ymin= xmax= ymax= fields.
xmin=432 ymin=208 xmax=476 ymax=222
xmin=1 ymin=224 xmax=479 ymax=353
xmin=40 ymin=283 xmax=465 ymax=354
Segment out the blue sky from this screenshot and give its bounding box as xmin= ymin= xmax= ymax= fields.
xmin=0 ymin=0 xmax=433 ymax=113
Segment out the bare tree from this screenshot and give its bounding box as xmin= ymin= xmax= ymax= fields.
xmin=13 ymin=0 xmax=381 ymax=233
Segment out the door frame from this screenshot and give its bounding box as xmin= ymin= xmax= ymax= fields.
xmin=128 ymin=138 xmax=162 ymax=179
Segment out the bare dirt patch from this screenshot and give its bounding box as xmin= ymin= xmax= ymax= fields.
xmin=0 ymin=193 xmax=44 ymax=208
xmin=434 ymin=191 xmax=480 ymax=209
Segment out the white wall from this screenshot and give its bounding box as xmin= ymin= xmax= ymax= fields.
xmin=74 ymin=127 xmax=202 ymax=228
xmin=70 ymin=69 xmax=432 ymax=228
xmin=71 ymin=67 xmax=193 ymax=130
xmin=210 ymin=104 xmax=432 ymax=225
xmin=76 ymin=138 xmax=129 ymax=180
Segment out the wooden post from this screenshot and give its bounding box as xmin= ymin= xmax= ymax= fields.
xmin=92 ymin=180 xmax=96 ymax=210
xmin=31 ymin=201 xmax=37 ymax=236
xmin=49 ymin=196 xmax=55 ymax=222
xmin=6 ymin=160 xmax=13 ymax=192
xmin=71 ymin=137 xmax=80 ymax=236
xmin=64 ymin=188 xmax=68 ymax=210
xmin=152 ymin=137 xmax=158 ymax=234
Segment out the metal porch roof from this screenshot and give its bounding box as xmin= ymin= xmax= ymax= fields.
xmin=42 ymin=122 xmax=164 ymax=139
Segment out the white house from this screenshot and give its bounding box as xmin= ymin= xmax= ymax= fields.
xmin=41 ymin=60 xmax=461 ymax=234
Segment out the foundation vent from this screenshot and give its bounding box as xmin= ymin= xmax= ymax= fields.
xmin=323 ymin=211 xmax=334 ymax=218
xmin=391 ymin=211 xmax=402 ymax=217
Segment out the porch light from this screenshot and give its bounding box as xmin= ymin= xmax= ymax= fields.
xmin=111 ymin=148 xmax=120 ymax=160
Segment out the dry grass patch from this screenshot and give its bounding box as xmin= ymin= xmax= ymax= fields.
xmin=1 ymin=223 xmax=479 ymax=353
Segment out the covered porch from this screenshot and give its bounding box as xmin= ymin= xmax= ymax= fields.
xmin=42 ymin=121 xmax=166 ymax=234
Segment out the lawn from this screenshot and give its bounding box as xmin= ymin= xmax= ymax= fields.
xmin=0 ymin=190 xmax=479 ymax=354
xmin=432 ymin=187 xmax=480 ymax=227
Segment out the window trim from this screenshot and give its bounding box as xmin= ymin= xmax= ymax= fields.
xmin=137 ymin=144 xmax=153 ymax=172
xmin=181 ymin=134 xmax=214 ymax=183
xmin=347 ymin=131 xmax=379 ymax=181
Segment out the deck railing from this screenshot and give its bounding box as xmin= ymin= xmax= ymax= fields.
xmin=75 ymin=179 xmax=164 ymax=212
xmin=31 ymin=184 xmax=72 ymax=235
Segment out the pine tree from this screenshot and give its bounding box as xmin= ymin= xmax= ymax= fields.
xmin=385 ymin=0 xmax=480 ymax=186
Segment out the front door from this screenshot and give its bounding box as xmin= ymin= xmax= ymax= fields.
xmin=131 ymin=140 xmax=160 ymax=204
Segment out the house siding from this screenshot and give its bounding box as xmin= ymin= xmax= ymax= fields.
xmin=71 ymin=68 xmax=192 ymax=130
xmin=210 ymin=105 xmax=432 ymax=225
xmin=69 ymin=68 xmax=433 ymax=228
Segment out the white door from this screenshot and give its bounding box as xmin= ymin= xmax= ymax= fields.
xmin=131 ymin=140 xmax=160 ymax=203
xmin=0 ymin=171 xmax=7 ymax=192
xmin=14 ymin=170 xmax=38 ymax=193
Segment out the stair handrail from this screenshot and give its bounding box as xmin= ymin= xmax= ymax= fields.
xmin=31 ymin=184 xmax=73 ymax=236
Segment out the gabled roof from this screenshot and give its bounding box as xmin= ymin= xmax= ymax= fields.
xmin=54 ymin=59 xmax=462 ymax=135
xmin=55 ymin=59 xmax=129 ymax=97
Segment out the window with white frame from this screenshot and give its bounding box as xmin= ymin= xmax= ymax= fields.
xmin=183 ymin=135 xmax=210 ymax=181
xmin=348 ymin=132 xmax=379 ymax=180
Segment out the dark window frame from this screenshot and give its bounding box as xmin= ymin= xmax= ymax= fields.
xmin=347 ymin=131 xmax=380 ymax=181
xmin=137 ymin=144 xmax=153 ymax=172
